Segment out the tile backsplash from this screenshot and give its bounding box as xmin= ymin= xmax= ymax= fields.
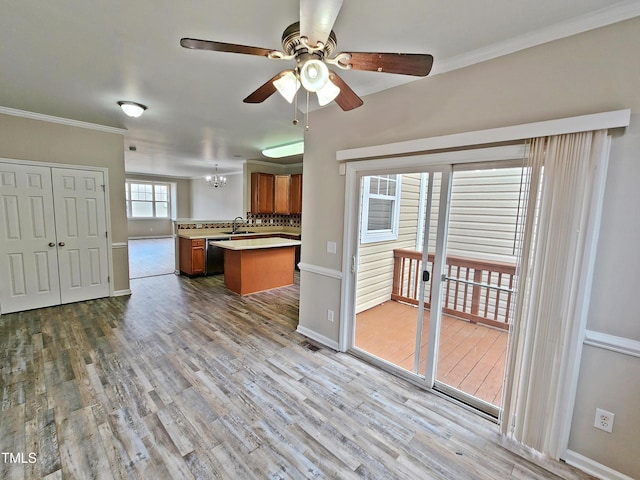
xmin=177 ymin=213 xmax=301 ymax=230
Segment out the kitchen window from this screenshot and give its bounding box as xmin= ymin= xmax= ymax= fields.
xmin=125 ymin=181 xmax=170 ymax=218
xmin=360 ymin=174 xmax=402 ymax=243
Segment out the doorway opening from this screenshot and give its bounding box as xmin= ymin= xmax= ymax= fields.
xmin=128 ymin=238 xmax=175 ymax=279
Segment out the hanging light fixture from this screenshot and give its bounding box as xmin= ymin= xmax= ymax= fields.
xmin=205 ymin=164 xmax=227 ymax=188
xmin=117 ymin=101 xmax=147 ymax=118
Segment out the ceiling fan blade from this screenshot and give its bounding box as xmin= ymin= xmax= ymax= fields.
xmin=328 ymin=70 xmax=363 ymax=111
xmin=300 ymin=0 xmax=343 ymax=48
xmin=343 ymin=52 xmax=434 ymax=77
xmin=180 ymin=38 xmax=274 ymax=57
xmin=243 ymin=71 xmax=291 ymax=104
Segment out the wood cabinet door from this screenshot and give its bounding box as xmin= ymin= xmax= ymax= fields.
xmin=179 ymin=238 xmax=204 ymax=275
xmin=289 ymin=173 xmax=302 ymax=214
xmin=251 ymin=173 xmax=274 ymax=214
xmin=191 ymin=241 xmax=205 ymax=274
xmin=274 ymin=174 xmax=291 ymax=214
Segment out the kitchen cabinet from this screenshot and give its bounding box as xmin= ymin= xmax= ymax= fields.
xmin=179 ymin=237 xmax=205 ymax=276
xmin=251 ymin=172 xmax=302 ymax=215
xmin=289 ymin=173 xmax=302 ymax=214
xmin=251 ymin=172 xmax=274 ymax=214
xmin=274 ymin=174 xmax=291 ymax=214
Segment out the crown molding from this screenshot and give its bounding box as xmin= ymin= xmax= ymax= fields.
xmin=432 ymin=0 xmax=640 ymax=75
xmin=0 ymin=106 xmax=127 ymax=135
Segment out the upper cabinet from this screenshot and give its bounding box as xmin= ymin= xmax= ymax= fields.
xmin=290 ymin=173 xmax=302 ymax=214
xmin=251 ymin=172 xmax=275 ymax=214
xmin=250 ymin=172 xmax=302 ymax=215
xmin=274 ymin=175 xmax=291 ymax=214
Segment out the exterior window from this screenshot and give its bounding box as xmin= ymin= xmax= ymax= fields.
xmin=125 ymin=181 xmax=170 ymax=218
xmin=360 ymin=174 xmax=402 ymax=243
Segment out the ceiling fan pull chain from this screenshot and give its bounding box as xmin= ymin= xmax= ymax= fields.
xmin=293 ymin=86 xmax=299 ymax=126
xmin=305 ymin=90 xmax=310 ymax=131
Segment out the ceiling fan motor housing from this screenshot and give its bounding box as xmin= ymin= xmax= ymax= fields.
xmin=281 ymin=22 xmax=337 ymax=59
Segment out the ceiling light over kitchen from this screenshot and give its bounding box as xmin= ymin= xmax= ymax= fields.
xmin=205 ymin=164 xmax=227 ymax=188
xmin=261 ymin=141 xmax=304 ymax=159
xmin=117 ymin=101 xmax=148 ymax=118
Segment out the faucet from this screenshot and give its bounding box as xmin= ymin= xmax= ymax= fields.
xmin=232 ymin=216 xmax=244 ymax=234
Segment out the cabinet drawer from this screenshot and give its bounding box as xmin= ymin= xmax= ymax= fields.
xmin=191 ymin=238 xmax=205 ymax=247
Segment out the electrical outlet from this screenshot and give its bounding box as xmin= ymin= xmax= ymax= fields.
xmin=327 ymin=310 xmax=334 ymax=322
xmin=594 ymin=408 xmax=615 ymax=433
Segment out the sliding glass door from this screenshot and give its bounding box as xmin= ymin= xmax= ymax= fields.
xmin=352 ymin=168 xmax=447 ymax=376
xmin=348 ymin=153 xmax=531 ymax=417
xmin=430 ymin=165 xmax=527 ymax=414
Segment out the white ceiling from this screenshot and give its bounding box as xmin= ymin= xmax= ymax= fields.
xmin=2 ymin=0 xmax=638 ymax=179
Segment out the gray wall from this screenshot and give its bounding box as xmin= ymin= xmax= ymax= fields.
xmin=0 ymin=113 xmax=130 ymax=293
xmin=299 ymin=17 xmax=640 ymax=479
xmin=190 ymin=172 xmax=243 ymax=220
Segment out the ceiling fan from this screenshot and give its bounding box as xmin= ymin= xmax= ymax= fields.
xmin=180 ymin=0 xmax=433 ymax=112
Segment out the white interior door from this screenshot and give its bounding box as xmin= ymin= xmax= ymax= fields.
xmin=52 ymin=168 xmax=110 ymax=304
xmin=0 ymin=163 xmax=61 ymax=313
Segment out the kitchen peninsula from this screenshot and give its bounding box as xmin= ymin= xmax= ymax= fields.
xmin=211 ymin=237 xmax=302 ymax=295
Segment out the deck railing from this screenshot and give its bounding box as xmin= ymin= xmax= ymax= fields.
xmin=391 ymin=249 xmax=516 ymax=330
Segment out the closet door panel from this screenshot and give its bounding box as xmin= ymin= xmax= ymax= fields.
xmin=52 ymin=168 xmax=110 ymax=304
xmin=0 ymin=163 xmax=60 ymax=313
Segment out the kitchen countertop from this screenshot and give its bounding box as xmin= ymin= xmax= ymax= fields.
xmin=209 ymin=237 xmax=302 ymax=251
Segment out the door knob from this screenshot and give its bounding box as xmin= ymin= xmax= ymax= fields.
xmin=58 ymin=242 xmax=65 ymax=247
xmin=48 ymin=242 xmax=55 ymax=247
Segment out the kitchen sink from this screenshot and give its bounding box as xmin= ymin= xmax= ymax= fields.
xmin=222 ymin=230 xmax=256 ymax=235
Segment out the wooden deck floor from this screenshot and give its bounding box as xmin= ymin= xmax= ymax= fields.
xmin=355 ymin=301 xmax=508 ymax=406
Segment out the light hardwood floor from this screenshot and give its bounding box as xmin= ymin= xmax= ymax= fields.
xmin=0 ymin=273 xmax=595 ymax=479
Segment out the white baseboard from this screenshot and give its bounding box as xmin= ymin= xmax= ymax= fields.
xmin=564 ymin=449 xmax=635 ymax=480
xmin=296 ymin=325 xmax=340 ymax=351
xmin=112 ymin=289 xmax=132 ymax=297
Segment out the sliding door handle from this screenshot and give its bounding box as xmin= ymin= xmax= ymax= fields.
xmin=422 ymin=270 xmax=430 ymax=282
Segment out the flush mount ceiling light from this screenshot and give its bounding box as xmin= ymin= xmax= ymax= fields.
xmin=262 ymin=141 xmax=304 ymax=159
xmin=205 ymin=164 xmax=227 ymax=188
xmin=117 ymin=101 xmax=148 ymax=118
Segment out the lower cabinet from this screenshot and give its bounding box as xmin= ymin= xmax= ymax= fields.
xmin=179 ymin=238 xmax=205 ymax=276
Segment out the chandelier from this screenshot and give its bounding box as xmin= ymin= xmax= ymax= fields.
xmin=205 ymin=165 xmax=227 ymax=188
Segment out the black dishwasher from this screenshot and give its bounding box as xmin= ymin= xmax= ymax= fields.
xmin=206 ymin=238 xmax=230 ymax=275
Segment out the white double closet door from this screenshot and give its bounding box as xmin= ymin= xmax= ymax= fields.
xmin=0 ymin=162 xmax=110 ymax=314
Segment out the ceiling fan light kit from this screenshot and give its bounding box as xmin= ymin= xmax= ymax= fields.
xmin=299 ymin=58 xmax=329 ymax=92
xmin=117 ymin=101 xmax=147 ymax=118
xmin=273 ymin=71 xmax=301 ymax=103
xmin=180 ymin=0 xmax=433 ymax=116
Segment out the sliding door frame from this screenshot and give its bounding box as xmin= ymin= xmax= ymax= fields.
xmin=340 ymin=146 xmax=528 ymax=400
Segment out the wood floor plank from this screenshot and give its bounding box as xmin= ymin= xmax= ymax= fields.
xmin=57 ymin=406 xmax=114 ymax=480
xmin=0 ymin=273 xmax=596 ymax=480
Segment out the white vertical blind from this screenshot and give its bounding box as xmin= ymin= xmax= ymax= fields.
xmin=502 ymin=130 xmax=609 ymax=458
